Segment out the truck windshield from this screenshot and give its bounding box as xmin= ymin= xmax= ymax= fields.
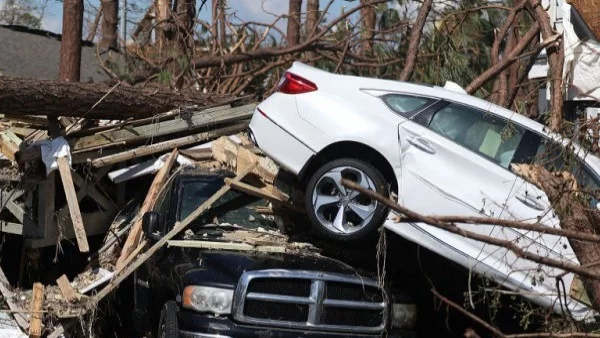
xmin=178 ymin=177 xmax=265 ymax=228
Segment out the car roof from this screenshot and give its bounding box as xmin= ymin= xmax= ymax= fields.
xmin=292 ymin=61 xmax=550 ymax=136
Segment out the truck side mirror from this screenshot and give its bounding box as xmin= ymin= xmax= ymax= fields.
xmin=142 ymin=212 xmax=162 ymax=241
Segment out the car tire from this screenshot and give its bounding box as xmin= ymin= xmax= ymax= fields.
xmin=157 ymin=301 xmax=178 ymax=338
xmin=305 ymin=158 xmax=389 ymax=241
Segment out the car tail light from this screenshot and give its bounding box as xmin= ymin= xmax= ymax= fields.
xmin=277 ymin=72 xmax=317 ymax=94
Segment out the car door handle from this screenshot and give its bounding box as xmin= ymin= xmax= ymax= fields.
xmin=515 ymin=193 xmax=545 ymax=211
xmin=407 ymin=136 xmax=436 ymax=154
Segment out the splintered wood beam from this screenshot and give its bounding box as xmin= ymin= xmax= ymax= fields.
xmin=90 ymin=123 xmax=248 ymax=168
xmin=211 ymin=136 xmax=279 ymax=183
xmin=224 ymin=178 xmax=289 ymax=203
xmin=56 ymin=275 xmax=77 ymax=302
xmin=57 ymin=157 xmax=89 ymax=252
xmin=0 ymin=130 xmax=21 ymax=161
xmin=29 ymin=283 xmax=44 ymax=338
xmin=94 ymin=160 xmax=258 ymax=302
xmin=115 ymin=149 xmax=178 ymax=269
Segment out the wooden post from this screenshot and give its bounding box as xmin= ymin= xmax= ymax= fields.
xmin=115 ymin=149 xmax=178 ymax=269
xmin=29 ymin=283 xmax=44 ymax=338
xmin=57 ymin=157 xmax=89 ymax=252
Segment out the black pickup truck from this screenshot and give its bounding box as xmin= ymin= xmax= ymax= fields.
xmin=133 ymin=168 xmax=417 ymax=338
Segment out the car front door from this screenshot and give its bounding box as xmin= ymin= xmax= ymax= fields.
xmin=399 ymin=102 xmax=525 ymax=220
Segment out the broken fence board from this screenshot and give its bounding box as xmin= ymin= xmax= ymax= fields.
xmin=94 ymin=161 xmax=258 ymax=302
xmin=115 ymin=149 xmax=178 ymax=270
xmin=57 ymin=157 xmax=89 ymax=252
xmin=28 ymin=283 xmax=44 ymax=338
xmin=91 ymin=123 xmax=248 ymax=168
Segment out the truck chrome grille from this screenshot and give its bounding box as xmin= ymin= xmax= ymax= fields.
xmin=232 ymin=270 xmax=388 ymax=333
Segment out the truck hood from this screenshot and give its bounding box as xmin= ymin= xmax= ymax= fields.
xmin=172 ymin=249 xmax=362 ymax=289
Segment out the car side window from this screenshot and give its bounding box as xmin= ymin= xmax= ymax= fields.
xmin=514 ymin=133 xmax=600 ymax=196
xmin=427 ymin=103 xmax=524 ymax=169
xmin=381 ymin=94 xmax=435 ymax=118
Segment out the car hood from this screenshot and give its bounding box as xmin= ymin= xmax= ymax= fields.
xmin=173 ymin=249 xmax=362 ymax=289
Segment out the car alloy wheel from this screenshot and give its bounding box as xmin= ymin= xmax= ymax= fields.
xmin=312 ymin=165 xmax=379 ymax=234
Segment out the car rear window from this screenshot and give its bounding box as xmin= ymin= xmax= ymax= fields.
xmin=381 ymin=94 xmax=435 ymax=118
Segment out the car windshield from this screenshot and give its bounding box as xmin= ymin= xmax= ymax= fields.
xmin=178 ymin=176 xmax=273 ymax=231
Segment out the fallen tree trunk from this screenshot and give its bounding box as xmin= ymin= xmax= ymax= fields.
xmin=0 ymin=77 xmax=236 ymax=119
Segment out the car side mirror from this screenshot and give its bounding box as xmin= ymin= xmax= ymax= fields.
xmin=142 ymin=212 xmax=162 ymax=241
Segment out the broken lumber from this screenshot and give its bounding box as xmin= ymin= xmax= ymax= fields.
xmin=0 ymin=267 xmax=28 ymax=331
xmin=224 ymin=178 xmax=289 ymax=203
xmin=212 ymin=136 xmax=279 ymax=183
xmin=71 ymin=104 xmax=255 ymax=151
xmin=28 ymin=283 xmax=44 ymax=338
xmin=115 ymin=149 xmax=178 ymax=269
xmin=56 ymin=275 xmax=77 ymax=302
xmin=57 ymin=157 xmax=89 ymax=252
xmin=0 ymin=77 xmax=237 ymax=119
xmin=94 ymin=160 xmax=258 ymax=302
xmin=0 ymin=130 xmax=21 ymax=161
xmin=90 ymin=123 xmax=248 ymax=167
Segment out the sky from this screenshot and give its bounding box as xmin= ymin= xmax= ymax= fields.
xmin=33 ymin=0 xmax=356 ymax=36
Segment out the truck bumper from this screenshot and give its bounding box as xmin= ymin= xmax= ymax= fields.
xmin=178 ymin=310 xmax=416 ymax=338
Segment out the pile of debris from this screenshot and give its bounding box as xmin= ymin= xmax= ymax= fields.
xmin=0 ymin=92 xmax=307 ymax=337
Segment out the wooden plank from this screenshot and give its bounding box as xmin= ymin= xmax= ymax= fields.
xmin=224 ymin=178 xmax=290 ymax=203
xmin=72 ymin=104 xmax=254 ymax=151
xmin=211 ymin=136 xmax=279 ymax=183
xmin=0 ymin=130 xmax=21 ymax=161
xmin=28 ymin=283 xmax=44 ymax=338
xmin=56 ymin=275 xmax=77 ymax=302
xmin=115 ymin=149 xmax=178 ymax=269
xmin=39 ymin=173 xmax=55 ymax=238
xmin=91 ymin=122 xmax=248 ymax=168
xmin=93 ymin=161 xmax=258 ymax=302
xmin=0 ymin=267 xmax=29 ymax=331
xmin=57 ymin=157 xmax=89 ymax=252
xmin=0 ymin=221 xmax=23 ymax=235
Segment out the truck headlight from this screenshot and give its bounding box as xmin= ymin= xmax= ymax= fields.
xmin=182 ymin=286 xmax=234 ymax=315
xmin=391 ymin=303 xmax=417 ymax=329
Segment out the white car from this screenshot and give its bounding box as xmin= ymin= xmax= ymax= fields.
xmin=248 ymin=61 xmax=599 ymax=319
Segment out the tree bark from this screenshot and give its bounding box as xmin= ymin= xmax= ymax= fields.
xmin=359 ymin=0 xmax=376 ymax=54
xmin=59 ymin=0 xmax=84 ymax=82
xmin=174 ymin=0 xmax=195 ymax=51
xmin=527 ymin=0 xmax=564 ymax=132
xmin=306 ymin=0 xmax=319 ymax=37
xmin=399 ymin=0 xmax=433 ymax=81
xmin=86 ymin=5 xmax=103 ymax=41
xmin=287 ymin=0 xmax=302 ymax=46
xmin=218 ymin=0 xmax=226 ymax=47
xmin=0 ymin=77 xmax=235 ymax=119
xmin=512 ymin=164 xmax=600 ymax=312
xmin=100 ymin=0 xmax=119 ymax=50
xmin=156 ymin=0 xmax=173 ymax=54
